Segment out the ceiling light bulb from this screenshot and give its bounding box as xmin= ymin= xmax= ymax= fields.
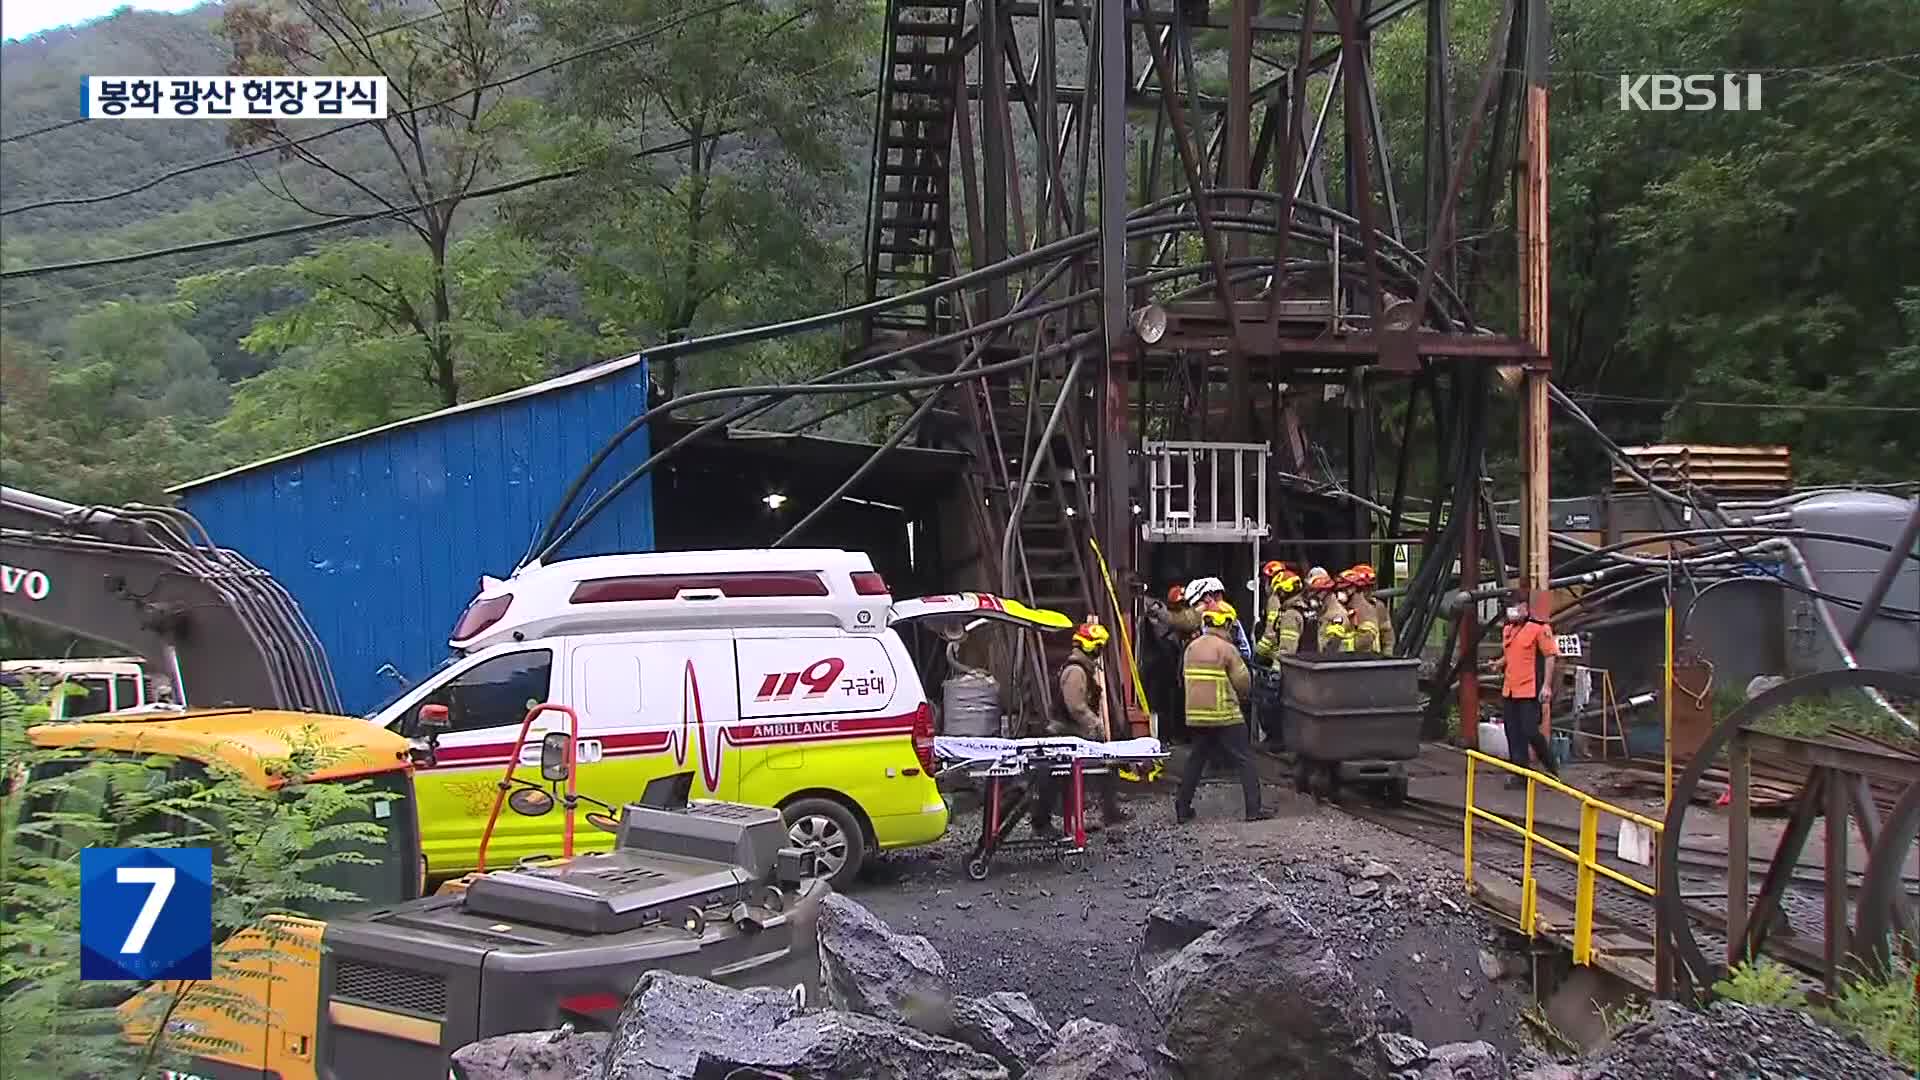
xmin=763 ymin=493 xmax=788 ymax=510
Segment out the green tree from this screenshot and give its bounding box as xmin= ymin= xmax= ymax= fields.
xmin=0 ymin=302 xmax=227 ymax=503
xmin=1611 ymin=0 xmax=1920 ymax=482
xmin=183 ymin=229 xmax=589 ymax=458
xmin=221 ymin=0 xmax=538 ymax=407
xmin=515 ymin=0 xmax=876 ymax=398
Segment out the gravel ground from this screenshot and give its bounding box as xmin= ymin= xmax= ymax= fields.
xmin=850 ymin=768 xmax=1537 ymax=1055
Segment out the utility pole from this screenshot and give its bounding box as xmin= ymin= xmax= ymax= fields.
xmin=1517 ymin=0 xmax=1552 ymax=733
xmin=1097 ymin=0 xmax=1134 ymax=722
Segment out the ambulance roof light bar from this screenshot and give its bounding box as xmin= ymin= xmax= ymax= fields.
xmin=449 ymin=550 xmax=895 ymax=651
xmin=570 ymin=571 xmax=830 ymax=604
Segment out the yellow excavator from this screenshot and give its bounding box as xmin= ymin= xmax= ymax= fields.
xmin=4 ymin=487 xmax=826 ymax=1080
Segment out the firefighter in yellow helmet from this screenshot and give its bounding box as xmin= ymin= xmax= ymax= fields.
xmin=1035 ymin=621 xmax=1128 ymax=835
xmin=1255 ymin=568 xmax=1308 ymax=663
xmin=1341 ymin=564 xmax=1393 ymax=654
xmin=1175 ymin=603 xmax=1272 ymax=823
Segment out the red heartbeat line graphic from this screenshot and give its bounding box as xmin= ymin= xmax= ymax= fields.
xmin=670 ymin=659 xmax=725 ymax=793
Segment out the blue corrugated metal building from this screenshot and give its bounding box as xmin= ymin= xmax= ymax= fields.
xmin=170 ymin=354 xmax=655 ymax=715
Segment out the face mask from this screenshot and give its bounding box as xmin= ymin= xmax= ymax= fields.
xmin=1506 ymin=606 xmax=1525 ymax=621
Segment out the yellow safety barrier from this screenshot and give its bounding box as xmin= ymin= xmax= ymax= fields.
xmin=1462 ymin=750 xmax=1665 ymax=967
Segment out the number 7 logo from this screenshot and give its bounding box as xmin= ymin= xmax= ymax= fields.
xmin=116 ymin=866 xmax=176 ymax=954
xmin=81 ymin=848 xmax=212 ymax=981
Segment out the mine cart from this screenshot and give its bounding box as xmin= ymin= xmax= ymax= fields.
xmin=1277 ymin=653 xmax=1422 ymax=803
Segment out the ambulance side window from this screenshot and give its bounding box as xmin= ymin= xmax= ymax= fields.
xmin=421 ymin=649 xmax=554 ymax=734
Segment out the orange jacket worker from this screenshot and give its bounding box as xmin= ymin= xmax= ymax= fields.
xmin=1499 ymin=588 xmax=1560 ymax=785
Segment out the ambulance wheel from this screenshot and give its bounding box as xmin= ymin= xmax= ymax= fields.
xmin=783 ymin=798 xmax=866 ymax=891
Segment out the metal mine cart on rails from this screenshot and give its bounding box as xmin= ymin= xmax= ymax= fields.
xmin=1279 ymin=652 xmax=1422 ymax=804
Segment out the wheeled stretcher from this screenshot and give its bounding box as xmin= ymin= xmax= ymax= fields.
xmin=933 ymin=736 xmax=1167 ymax=880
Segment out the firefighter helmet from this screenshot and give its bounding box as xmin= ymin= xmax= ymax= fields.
xmin=1167 ymin=584 xmax=1186 ymax=605
xmin=1072 ymin=622 xmax=1111 ymax=654
xmin=1201 ymin=602 xmax=1238 ymax=628
xmin=1306 ymin=566 xmax=1335 ymax=592
xmin=1272 ymin=569 xmax=1304 ymax=597
xmin=1341 ymin=564 xmax=1377 ymax=589
xmin=1186 ymin=576 xmax=1227 ymax=601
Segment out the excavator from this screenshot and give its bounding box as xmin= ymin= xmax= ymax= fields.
xmin=2 ymin=486 xmax=826 ymax=1080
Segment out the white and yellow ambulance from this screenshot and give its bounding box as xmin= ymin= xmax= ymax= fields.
xmin=371 ymin=549 xmax=1067 ymax=888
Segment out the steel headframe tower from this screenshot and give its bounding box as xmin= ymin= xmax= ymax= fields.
xmin=856 ymin=0 xmax=1551 ymax=725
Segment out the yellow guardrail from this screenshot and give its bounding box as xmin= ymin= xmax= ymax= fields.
xmin=1463 ymin=750 xmax=1665 ymax=966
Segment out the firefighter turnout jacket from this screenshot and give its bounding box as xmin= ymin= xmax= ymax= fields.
xmin=1168 ymin=602 xmax=1202 ymax=641
xmin=1255 ymin=600 xmax=1308 ymax=662
xmin=1318 ymin=593 xmax=1357 ymax=653
xmin=1182 ymin=626 xmax=1252 ymax=726
xmin=1053 ymin=651 xmax=1107 ymax=740
xmin=1350 ymin=591 xmax=1393 ymax=653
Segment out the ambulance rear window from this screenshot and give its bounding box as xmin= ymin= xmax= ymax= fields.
xmin=570 ymin=572 xmax=829 ymax=603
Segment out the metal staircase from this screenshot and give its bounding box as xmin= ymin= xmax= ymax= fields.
xmin=862 ymin=0 xmax=963 ymax=338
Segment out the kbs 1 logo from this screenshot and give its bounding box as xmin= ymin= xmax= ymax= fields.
xmin=80 ymin=848 xmax=213 ymax=981
xmin=1618 ymin=73 xmax=1763 ymax=112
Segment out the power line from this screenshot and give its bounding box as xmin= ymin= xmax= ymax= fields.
xmin=1541 ymin=51 xmax=1920 ymax=79
xmin=0 ymin=0 xmax=749 ymax=217
xmin=0 ymin=117 xmax=89 ymax=144
xmin=1570 ymin=392 xmax=1920 ymax=415
xmin=2 ymin=42 xmax=863 ymax=285
xmin=0 ymin=168 xmax=573 ymax=279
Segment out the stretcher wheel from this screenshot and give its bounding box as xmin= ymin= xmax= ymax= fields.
xmin=1060 ymin=850 xmax=1088 ymax=874
xmin=965 ymin=857 xmax=991 ymax=881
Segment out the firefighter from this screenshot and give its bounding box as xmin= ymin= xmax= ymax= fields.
xmin=1145 ymin=585 xmax=1195 ymax=742
xmin=1252 ymin=567 xmax=1307 ymax=748
xmin=1174 ymin=603 xmax=1272 ymax=823
xmin=1304 ymin=566 xmax=1351 ymax=653
xmin=1341 ymin=564 xmax=1392 ymax=654
xmin=1255 ymin=567 xmax=1308 ymax=663
xmin=1035 ymin=621 xmax=1128 ymax=835
xmin=1186 ymin=576 xmax=1251 ymax=662
xmin=1166 ymin=583 xmax=1202 ymax=642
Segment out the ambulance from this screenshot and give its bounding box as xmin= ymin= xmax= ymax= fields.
xmin=371 ymin=549 xmax=1069 ymax=888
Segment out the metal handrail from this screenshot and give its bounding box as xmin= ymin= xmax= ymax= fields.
xmin=1463 ymin=750 xmax=1665 ymax=967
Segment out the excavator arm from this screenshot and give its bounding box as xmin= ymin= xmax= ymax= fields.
xmin=1 ymin=486 xmax=341 ymax=713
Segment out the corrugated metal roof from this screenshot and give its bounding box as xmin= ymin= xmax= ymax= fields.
xmin=175 ymin=355 xmax=654 ymax=715
xmin=169 ymin=352 xmax=647 ymax=492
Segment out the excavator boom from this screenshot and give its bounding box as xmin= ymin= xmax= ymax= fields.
xmin=1 ymin=485 xmax=341 ymax=713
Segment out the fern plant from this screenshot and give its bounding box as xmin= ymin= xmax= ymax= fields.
xmin=2 ymin=688 xmax=403 ymax=1078
xmin=1711 ymin=957 xmax=1807 ymax=1008
xmin=1822 ymin=952 xmax=1919 ymax=1071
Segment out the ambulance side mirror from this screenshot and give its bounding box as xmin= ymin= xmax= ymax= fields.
xmin=539 ymin=731 xmax=571 ymax=782
xmin=416 ymin=703 xmax=450 ymax=733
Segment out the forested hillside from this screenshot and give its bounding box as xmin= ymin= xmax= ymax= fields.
xmin=1 ymin=0 xmax=1915 ymax=510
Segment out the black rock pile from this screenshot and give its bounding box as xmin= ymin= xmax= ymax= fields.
xmin=451 ymin=874 xmax=1907 ymax=1080
xmin=1513 ymin=1000 xmax=1911 ymax=1080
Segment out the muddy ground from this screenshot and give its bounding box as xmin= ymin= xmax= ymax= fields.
xmin=852 ymin=763 xmax=1538 ymax=1056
